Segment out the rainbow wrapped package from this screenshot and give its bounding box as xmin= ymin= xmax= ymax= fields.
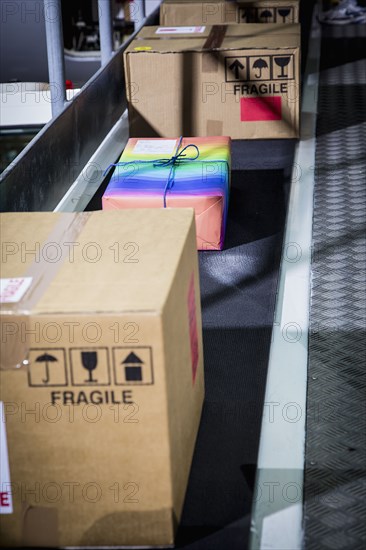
xmin=102 ymin=136 xmax=231 ymax=250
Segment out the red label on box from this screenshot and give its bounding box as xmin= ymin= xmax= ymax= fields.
xmin=187 ymin=273 xmax=199 ymax=384
xmin=240 ymin=96 xmax=282 ymax=121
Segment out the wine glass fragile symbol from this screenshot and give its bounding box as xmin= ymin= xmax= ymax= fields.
xmin=274 ymin=56 xmax=291 ymax=78
xmin=81 ymin=351 xmax=98 ymax=383
xmin=278 ymin=8 xmax=291 ymax=22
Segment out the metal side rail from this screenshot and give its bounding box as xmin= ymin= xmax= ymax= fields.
xmin=249 ymin=4 xmax=321 ymax=549
xmin=53 ymin=111 xmax=129 ymax=212
xmin=0 ymin=8 xmax=159 ymax=213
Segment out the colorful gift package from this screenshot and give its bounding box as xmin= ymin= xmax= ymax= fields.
xmin=102 ymin=136 xmax=231 ymax=250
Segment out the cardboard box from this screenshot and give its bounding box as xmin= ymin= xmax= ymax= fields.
xmin=125 ymin=24 xmax=300 ymax=140
xmin=102 ymin=136 xmax=231 ymax=250
xmin=0 ymin=210 xmax=204 ymax=547
xmin=160 ymin=0 xmax=300 ymax=25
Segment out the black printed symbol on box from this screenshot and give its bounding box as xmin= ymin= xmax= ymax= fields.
xmin=225 ymin=56 xmax=247 ymax=82
xmin=277 ymin=7 xmax=294 ymax=23
xmin=273 ymin=55 xmax=294 ymax=80
xmin=69 ymin=348 xmax=110 ymax=386
xmin=28 ymin=349 xmax=67 ymax=387
xmin=113 ymin=347 xmax=154 ymax=386
xmin=248 ymin=56 xmax=271 ymax=81
xmin=259 ymin=8 xmax=275 ymax=22
xmin=239 ymin=7 xmax=255 ymax=22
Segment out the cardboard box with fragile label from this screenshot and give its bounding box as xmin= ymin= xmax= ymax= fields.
xmin=160 ymin=0 xmax=300 ymax=25
xmin=0 ymin=210 xmax=204 ymax=547
xmin=125 ymin=24 xmax=300 ymax=140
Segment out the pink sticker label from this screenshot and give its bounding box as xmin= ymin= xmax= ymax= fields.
xmin=187 ymin=273 xmax=199 ymax=384
xmin=240 ymin=96 xmax=282 ymax=121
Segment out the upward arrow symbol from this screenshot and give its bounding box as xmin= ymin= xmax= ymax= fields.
xmin=229 ymin=59 xmax=245 ymax=80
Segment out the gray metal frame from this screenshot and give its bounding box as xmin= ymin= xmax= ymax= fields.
xmin=44 ymin=0 xmax=67 ymax=118
xmin=98 ymin=0 xmax=114 ymax=67
xmin=0 ymin=5 xmax=158 ymax=213
xmin=131 ymin=0 xmax=147 ymax=30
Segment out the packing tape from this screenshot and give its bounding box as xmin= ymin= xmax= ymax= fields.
xmin=0 ymin=212 xmax=92 ymax=371
xmin=202 ymin=25 xmax=227 ymax=73
xmin=202 ymin=25 xmax=227 ymax=50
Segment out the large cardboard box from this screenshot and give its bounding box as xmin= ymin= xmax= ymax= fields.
xmin=125 ymin=24 xmax=300 ymax=140
xmin=160 ymin=0 xmax=300 ymax=25
xmin=0 ymin=210 xmax=204 ymax=547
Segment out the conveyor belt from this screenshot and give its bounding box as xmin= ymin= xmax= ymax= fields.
xmin=178 ymin=144 xmax=294 ymax=549
xmin=86 ymin=143 xmax=295 ymax=550
xmin=82 ymin=3 xmax=317 ymax=548
xmin=1 ymin=2 xmax=321 ymax=548
xmin=304 ymin=24 xmax=366 ymax=550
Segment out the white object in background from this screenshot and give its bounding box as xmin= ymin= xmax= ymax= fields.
xmin=144 ymin=0 xmax=161 ymax=16
xmin=0 ymin=83 xmax=80 ymax=127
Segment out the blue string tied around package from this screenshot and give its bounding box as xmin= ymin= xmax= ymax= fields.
xmin=103 ymin=136 xmax=200 ymax=207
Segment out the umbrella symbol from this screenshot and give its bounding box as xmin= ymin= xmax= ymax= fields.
xmin=278 ymin=8 xmax=291 ymax=22
xmin=253 ymin=58 xmax=268 ymax=78
xmin=36 ymin=352 xmax=58 ymax=384
xmin=260 ymin=9 xmax=273 ymax=22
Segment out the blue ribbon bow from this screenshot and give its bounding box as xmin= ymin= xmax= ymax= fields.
xmin=103 ymin=136 xmax=201 ymax=207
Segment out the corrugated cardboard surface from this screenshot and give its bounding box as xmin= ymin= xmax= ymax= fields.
xmin=0 ymin=210 xmax=204 ymax=547
xmin=160 ymin=0 xmax=300 ymax=25
xmin=125 ymin=25 xmax=300 ymax=140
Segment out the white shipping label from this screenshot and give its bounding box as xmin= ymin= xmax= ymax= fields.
xmin=156 ymin=26 xmax=206 ymax=34
xmin=0 ymin=277 xmax=33 ymax=303
xmin=0 ymin=402 xmax=13 ymax=514
xmin=133 ymin=139 xmax=177 ymax=156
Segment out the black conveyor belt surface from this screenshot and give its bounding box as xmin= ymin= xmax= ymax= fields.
xmin=304 ymin=23 xmax=366 ymax=550
xmin=176 ymin=144 xmax=294 ymax=549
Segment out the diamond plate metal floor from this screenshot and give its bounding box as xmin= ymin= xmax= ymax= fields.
xmin=304 ymin=25 xmax=366 ymax=550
